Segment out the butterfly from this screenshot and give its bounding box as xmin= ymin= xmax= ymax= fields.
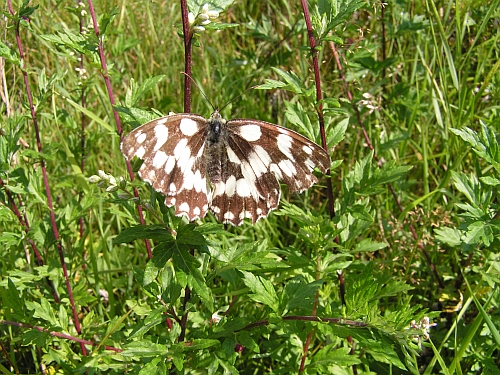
xmin=121 ymin=109 xmax=330 ymax=226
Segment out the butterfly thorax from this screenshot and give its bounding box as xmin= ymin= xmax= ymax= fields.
xmin=205 ymin=110 xmax=228 ymax=184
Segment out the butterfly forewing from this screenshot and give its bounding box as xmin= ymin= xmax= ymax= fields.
xmin=121 ymin=114 xmax=210 ymax=220
xmin=121 ymin=110 xmax=330 ymax=226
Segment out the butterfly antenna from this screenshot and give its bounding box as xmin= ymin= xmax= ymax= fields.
xmin=219 ymin=84 xmax=260 ymax=112
xmin=181 ymin=72 xmax=217 ymax=111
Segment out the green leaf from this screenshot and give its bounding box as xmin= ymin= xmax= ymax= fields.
xmin=173 ymin=246 xmax=213 ymax=310
xmin=205 ymin=22 xmax=239 ymax=30
xmin=2 ymin=279 xmax=25 ymax=318
xmin=187 ymin=0 xmax=235 ymax=13
xmin=0 ymin=41 xmax=20 ymax=65
xmin=26 ymin=298 xmax=59 ymax=327
xmin=176 ymin=223 xmax=208 ymax=246
xmin=353 ymin=239 xmax=387 ymax=253
xmin=121 ymin=340 xmax=169 ymax=357
xmin=256 ymin=79 xmax=287 ymax=90
xmin=126 ymin=75 xmax=167 ymax=107
xmin=434 ymin=227 xmax=462 ymax=247
xmin=240 ymin=271 xmax=279 ymax=313
xmin=282 ymin=278 xmax=323 ymax=312
xmin=113 ymin=225 xmax=174 ymax=244
xmin=271 ymin=67 xmax=306 ymax=94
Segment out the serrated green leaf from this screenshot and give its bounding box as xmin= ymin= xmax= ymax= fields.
xmin=122 ymin=340 xmax=169 ymax=357
xmin=271 ymin=67 xmax=305 ymax=94
xmin=255 ymin=79 xmax=287 ymax=90
xmin=114 ymin=225 xmax=174 ymax=244
xmin=0 ymin=41 xmax=20 ymax=65
xmin=353 ymin=239 xmax=387 ymax=253
xmin=283 ymin=279 xmax=323 ymax=312
xmin=240 ymin=271 xmax=279 ymax=313
xmin=173 ymin=247 xmax=213 ymax=309
xmin=205 ymin=22 xmax=239 ymax=30
xmin=348 ymin=204 xmax=373 ymax=222
xmin=29 ymin=298 xmax=59 ymax=327
xmin=176 ymin=223 xmax=207 ymax=246
xmin=3 ymin=279 xmax=25 ymax=316
xmin=129 ymin=75 xmax=167 ymax=107
xmin=434 ymin=227 xmax=462 ymax=247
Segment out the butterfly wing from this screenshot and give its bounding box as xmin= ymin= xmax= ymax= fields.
xmin=209 ymin=133 xmax=282 ymax=225
xmin=227 ymin=119 xmax=330 ymax=191
xmin=121 ymin=114 xmax=210 ymax=221
xmin=209 ymin=118 xmax=330 ymax=225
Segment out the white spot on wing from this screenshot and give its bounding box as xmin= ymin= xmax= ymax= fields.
xmin=238 ymin=124 xmax=261 ymax=141
xmin=270 ymin=163 xmax=283 ymax=179
xmin=135 ymin=146 xmax=146 ymax=159
xmin=179 ymin=202 xmax=190 ymax=213
xmin=247 ymin=151 xmax=267 ymax=177
xmin=212 ymin=182 xmax=226 ymax=197
xmin=223 ymin=212 xmax=235 ymax=220
xmin=225 ymin=175 xmax=236 ymax=197
xmin=152 ymin=151 xmax=168 ymax=168
xmin=226 ymin=146 xmax=241 ymax=164
xmin=277 ymin=134 xmax=295 ymax=161
xmin=165 ymin=156 xmax=175 ymax=173
xmin=302 ymin=144 xmax=313 ymax=155
xmin=136 ymin=132 xmax=146 ymax=144
xmin=153 ymin=125 xmax=169 ymax=151
xmin=179 ymin=118 xmax=199 ymax=136
xmin=174 ymin=138 xmax=188 ymax=159
xmin=169 ymin=183 xmax=176 ymax=192
xmin=236 ymin=178 xmax=251 ymax=197
xmin=278 ymin=159 xmax=297 ymax=177
xmin=193 ymin=170 xmax=205 ymax=192
xmin=193 ymin=206 xmax=201 ymax=216
xmin=253 ymin=145 xmax=271 ymax=165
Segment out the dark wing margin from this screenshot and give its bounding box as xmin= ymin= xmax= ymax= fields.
xmin=121 ymin=114 xmax=211 ymax=221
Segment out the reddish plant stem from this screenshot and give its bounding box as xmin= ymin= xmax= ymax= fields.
xmin=328 ymin=41 xmax=444 ymax=289
xmin=86 ymin=0 xmax=152 ymax=258
xmin=238 ymin=315 xmax=368 ymax=332
xmin=79 ymin=7 xmax=86 ymax=242
xmin=300 ymin=0 xmax=335 ymax=220
xmin=180 ymin=0 xmax=192 ymax=113
xmin=178 ymin=0 xmax=194 ymax=343
xmin=1 ymin=320 xmax=122 ymax=353
xmin=0 ymin=179 xmax=60 ymax=302
xmin=7 ymin=0 xmax=84 ymax=354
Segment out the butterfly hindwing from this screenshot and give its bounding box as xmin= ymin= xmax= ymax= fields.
xmin=210 ymin=133 xmax=281 ymax=225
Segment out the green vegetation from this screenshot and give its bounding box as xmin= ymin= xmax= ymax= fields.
xmin=1 ymin=0 xmax=499 ymax=373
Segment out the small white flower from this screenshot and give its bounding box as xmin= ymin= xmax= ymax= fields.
xmin=193 ymin=25 xmax=205 ymax=33
xmin=88 ymin=175 xmax=101 ymax=183
xmin=188 ymin=12 xmax=195 ymax=25
xmin=198 ymin=13 xmax=209 ymax=22
xmin=207 ymin=9 xmax=219 ymax=19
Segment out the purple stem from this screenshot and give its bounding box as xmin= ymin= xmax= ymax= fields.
xmin=300 ymin=0 xmax=335 ymax=221
xmin=7 ymin=0 xmax=84 ymax=354
xmin=328 ymin=41 xmax=444 ymax=289
xmin=86 ymin=0 xmax=153 ymax=258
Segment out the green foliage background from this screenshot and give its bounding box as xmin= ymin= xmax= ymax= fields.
xmin=1 ymin=0 xmax=499 ymax=374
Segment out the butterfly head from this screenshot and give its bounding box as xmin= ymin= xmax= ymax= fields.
xmin=207 ymin=109 xmax=227 ymax=144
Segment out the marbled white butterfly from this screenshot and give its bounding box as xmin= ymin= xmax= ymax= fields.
xmin=121 ymin=110 xmax=330 ymax=226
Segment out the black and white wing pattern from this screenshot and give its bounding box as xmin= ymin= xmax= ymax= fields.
xmin=121 ymin=110 xmax=330 ymax=226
